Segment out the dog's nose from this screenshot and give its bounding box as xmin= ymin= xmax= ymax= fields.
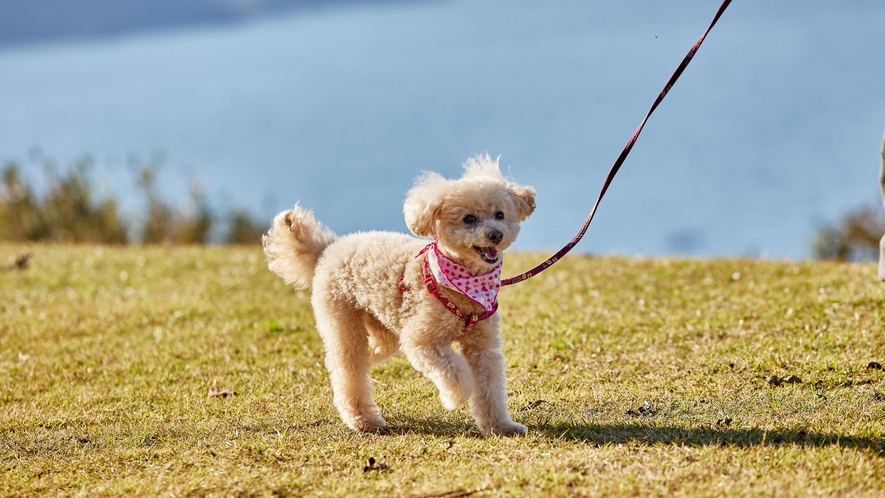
xmin=487 ymin=229 xmax=503 ymax=244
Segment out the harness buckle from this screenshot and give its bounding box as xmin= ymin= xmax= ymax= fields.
xmin=423 ymin=276 xmax=438 ymax=293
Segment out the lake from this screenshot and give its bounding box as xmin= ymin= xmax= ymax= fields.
xmin=1 ymin=0 xmax=884 ymax=258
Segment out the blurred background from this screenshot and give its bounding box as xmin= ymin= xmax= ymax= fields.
xmin=1 ymin=0 xmax=883 ymax=259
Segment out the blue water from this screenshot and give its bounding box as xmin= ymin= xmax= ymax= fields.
xmin=1 ymin=0 xmax=884 ymax=258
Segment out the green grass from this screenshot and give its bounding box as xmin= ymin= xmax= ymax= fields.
xmin=2 ymin=243 xmax=884 ymax=496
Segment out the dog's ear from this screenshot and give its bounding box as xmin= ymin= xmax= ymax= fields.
xmin=404 ymin=202 xmax=441 ymax=237
xmin=404 ymin=172 xmax=447 ymax=237
xmin=510 ymin=184 xmax=536 ymax=221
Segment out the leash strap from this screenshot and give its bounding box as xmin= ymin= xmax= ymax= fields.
xmin=501 ymin=0 xmax=732 ymax=286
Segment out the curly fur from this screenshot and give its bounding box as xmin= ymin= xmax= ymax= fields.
xmin=262 ymin=205 xmax=337 ymax=289
xmin=263 ymin=154 xmax=535 ymax=436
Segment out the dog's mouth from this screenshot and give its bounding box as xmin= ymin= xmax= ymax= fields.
xmin=474 ymin=246 xmax=500 ymax=264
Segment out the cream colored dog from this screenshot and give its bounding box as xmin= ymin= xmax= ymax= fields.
xmin=263 ymin=154 xmax=535 ymax=436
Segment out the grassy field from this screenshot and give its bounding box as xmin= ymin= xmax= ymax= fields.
xmin=1 ymin=243 xmax=884 ymax=497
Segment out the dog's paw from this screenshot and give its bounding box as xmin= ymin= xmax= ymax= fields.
xmin=485 ymin=421 xmax=527 ymax=437
xmin=439 ymin=382 xmax=473 ymax=410
xmin=347 ymin=414 xmax=387 ymax=433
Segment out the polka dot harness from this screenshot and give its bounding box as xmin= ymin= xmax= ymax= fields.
xmin=400 ymin=240 xmax=501 ymax=330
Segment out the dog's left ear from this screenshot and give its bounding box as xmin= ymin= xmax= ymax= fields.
xmin=404 ymin=172 xmax=447 ymax=237
xmin=510 ymin=184 xmax=536 ymax=222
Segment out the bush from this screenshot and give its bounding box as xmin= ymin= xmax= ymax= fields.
xmin=137 ymin=165 xmax=214 ymax=244
xmin=226 ymin=207 xmax=268 ymax=245
xmin=0 ymin=160 xmax=126 ymax=244
xmin=0 ymin=165 xmax=47 ymax=241
xmin=0 ymin=158 xmax=268 ymax=245
xmin=812 ymin=203 xmax=885 ymax=261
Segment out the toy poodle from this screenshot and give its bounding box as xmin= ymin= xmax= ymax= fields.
xmin=879 ymin=126 xmax=885 ymax=281
xmin=262 ymin=154 xmax=535 ymax=436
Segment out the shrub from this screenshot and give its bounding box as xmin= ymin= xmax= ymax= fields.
xmin=0 ymin=158 xmax=266 ymax=245
xmin=812 ymin=203 xmax=884 ymax=261
xmin=0 ymin=160 xmax=126 ymax=243
xmin=226 ymin=207 xmax=268 ymax=245
xmin=137 ymin=165 xmax=214 ymax=244
xmin=0 ymin=164 xmax=48 ymax=241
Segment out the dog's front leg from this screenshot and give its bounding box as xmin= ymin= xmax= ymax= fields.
xmin=460 ymin=318 xmax=526 ymax=437
xmin=401 ymin=335 xmax=474 ymax=410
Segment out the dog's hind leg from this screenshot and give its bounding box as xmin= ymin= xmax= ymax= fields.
xmin=313 ymin=302 xmax=386 ymax=432
xmin=363 ymin=313 xmax=400 ymax=365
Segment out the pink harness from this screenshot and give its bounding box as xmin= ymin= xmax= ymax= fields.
xmin=399 ymin=241 xmax=501 ymax=330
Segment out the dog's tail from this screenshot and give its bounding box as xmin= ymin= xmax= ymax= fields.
xmin=262 ymin=204 xmax=337 ymax=289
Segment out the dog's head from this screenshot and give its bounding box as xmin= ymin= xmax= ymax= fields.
xmin=404 ymin=154 xmax=536 ymax=273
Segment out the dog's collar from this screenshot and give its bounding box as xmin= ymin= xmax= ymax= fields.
xmin=421 ymin=256 xmax=498 ymax=330
xmin=399 ymin=241 xmax=500 ymax=330
xmin=419 ymin=241 xmax=501 ymax=313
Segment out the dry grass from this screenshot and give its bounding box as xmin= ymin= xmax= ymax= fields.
xmin=1 ymin=243 xmax=884 ymax=497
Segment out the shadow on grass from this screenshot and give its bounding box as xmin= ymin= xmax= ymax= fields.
xmin=537 ymin=423 xmax=885 ymax=454
xmin=378 ymin=417 xmax=480 ymax=438
xmin=285 ymin=415 xmax=479 ymax=437
xmin=283 ymin=414 xmax=883 ymax=454
xmin=332 ymin=416 xmax=885 ymax=454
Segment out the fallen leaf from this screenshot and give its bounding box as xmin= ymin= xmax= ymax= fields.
xmin=716 ymin=418 xmax=732 ymax=428
xmin=2 ymin=251 xmax=31 ymax=272
xmin=207 ymin=389 xmax=236 ymax=398
xmin=769 ymin=375 xmax=801 ymax=386
xmin=363 ymin=456 xmax=389 ymax=473
xmin=627 ymin=401 xmax=657 ymax=417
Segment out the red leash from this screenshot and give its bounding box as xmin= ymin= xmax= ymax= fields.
xmin=501 ymin=0 xmax=732 ymax=286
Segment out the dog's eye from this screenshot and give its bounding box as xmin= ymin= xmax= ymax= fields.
xmin=463 ymin=214 xmax=477 ymax=224
xmin=495 ymin=211 xmax=505 ymax=220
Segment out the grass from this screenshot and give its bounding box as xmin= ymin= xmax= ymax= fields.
xmin=1 ymin=243 xmax=884 ymax=497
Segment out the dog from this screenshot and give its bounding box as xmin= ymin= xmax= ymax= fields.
xmin=879 ymin=125 xmax=885 ymax=281
xmin=262 ymin=154 xmax=535 ymax=435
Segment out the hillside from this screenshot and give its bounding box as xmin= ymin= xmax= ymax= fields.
xmin=1 ymin=244 xmax=884 ymax=496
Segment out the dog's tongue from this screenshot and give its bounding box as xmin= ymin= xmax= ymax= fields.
xmin=481 ymin=247 xmax=499 ymax=260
